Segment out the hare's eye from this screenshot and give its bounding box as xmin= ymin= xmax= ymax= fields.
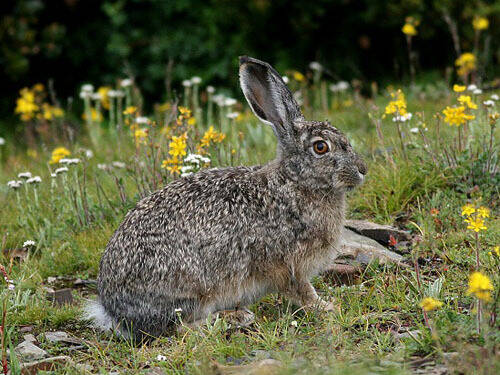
xmin=313 ymin=140 xmax=329 ymax=155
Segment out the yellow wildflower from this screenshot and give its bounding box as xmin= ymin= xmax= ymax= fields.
xmin=82 ymin=108 xmax=103 ymax=122
xmin=292 ymin=71 xmax=305 ymax=82
xmin=134 ymin=128 xmax=148 ymax=144
xmin=168 ymin=134 xmax=187 ymax=158
xmin=187 ymin=117 xmax=196 ymax=126
xmin=178 ymin=106 xmax=192 ymax=117
xmin=49 ymin=147 xmax=71 ymax=164
xmin=493 ymin=246 xmax=500 ymax=257
xmin=33 ymin=83 xmax=45 ymax=92
xmin=161 ymin=158 xmax=181 ymax=175
xmin=453 ymin=84 xmax=466 ymax=92
xmin=41 ymin=103 xmax=64 ymax=120
xmin=467 ymin=272 xmax=493 ymax=302
xmin=477 ymin=206 xmax=490 ymax=219
xmin=402 ymin=23 xmax=417 ymax=36
xmin=123 ymin=106 xmax=137 ymax=115
xmin=461 ymin=204 xmax=476 ymax=217
xmin=457 ymin=95 xmax=478 ymax=110
xmin=472 ymin=16 xmax=489 ymax=31
xmin=198 ymin=126 xmax=225 ymax=150
xmin=466 ymin=217 xmax=487 ymax=232
xmin=385 ymin=90 xmax=407 ymax=116
xmin=419 ymin=297 xmax=443 ymax=312
xmin=455 ymin=53 xmax=476 ymax=76
xmin=98 ymin=86 xmax=111 ymax=110
xmin=157 ymin=102 xmax=170 ymax=112
xmin=442 ymin=106 xmax=475 ymax=126
xmin=15 ymin=88 xmax=39 ymax=121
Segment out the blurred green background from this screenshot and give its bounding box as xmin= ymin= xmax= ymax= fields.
xmin=1 ymin=0 xmax=499 ymax=127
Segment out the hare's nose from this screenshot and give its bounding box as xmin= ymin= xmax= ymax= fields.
xmin=357 ymin=159 xmax=367 ymax=175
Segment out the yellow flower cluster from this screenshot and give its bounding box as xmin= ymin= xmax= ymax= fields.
xmin=15 ymin=84 xmax=64 ymax=122
xmin=455 ymin=53 xmax=476 ymax=77
xmin=49 ymin=147 xmax=71 ymax=164
xmin=472 ymin=16 xmax=489 ymax=31
xmin=467 ymin=272 xmax=493 ymax=302
xmin=461 ymin=203 xmax=489 ymax=232
xmin=457 ymin=95 xmax=478 ymax=110
xmin=134 ymin=128 xmax=148 ymax=145
xmin=98 ymin=86 xmax=111 ymax=110
xmin=442 ymin=106 xmax=475 ymax=126
xmin=82 ymin=108 xmax=103 ymax=123
xmin=162 ymin=134 xmax=188 ymax=175
xmin=419 ymin=297 xmax=443 ymax=312
xmin=292 ymin=71 xmax=305 ymax=82
xmin=402 ymin=17 xmax=419 ymax=36
xmin=385 ymin=90 xmax=407 ymax=116
xmin=177 ymin=106 xmax=196 ymax=126
xmin=198 ymin=126 xmax=226 ymax=152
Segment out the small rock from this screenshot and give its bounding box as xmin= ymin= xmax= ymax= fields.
xmin=212 ymin=359 xmax=282 ymax=375
xmin=39 ymin=331 xmax=81 ymax=345
xmin=14 ymin=341 xmax=47 ymax=361
xmin=393 ymin=329 xmax=421 ymax=342
xmin=345 ymin=220 xmax=411 ymax=245
xmin=74 ymin=363 xmax=93 ymax=372
xmin=19 ymin=326 xmax=34 ymax=334
xmin=22 ymin=334 xmax=37 ymax=343
xmin=46 ymin=288 xmax=73 ymax=306
xmin=19 ymin=355 xmax=71 ymax=374
xmin=338 ymin=228 xmax=405 ymax=266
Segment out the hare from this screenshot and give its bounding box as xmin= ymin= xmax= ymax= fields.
xmin=86 ymin=56 xmax=366 ymax=340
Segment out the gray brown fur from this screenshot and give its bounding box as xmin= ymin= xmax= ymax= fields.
xmin=90 ymin=56 xmax=366 ymax=340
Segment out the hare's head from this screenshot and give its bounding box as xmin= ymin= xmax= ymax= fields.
xmin=239 ymin=56 xmax=366 ymax=192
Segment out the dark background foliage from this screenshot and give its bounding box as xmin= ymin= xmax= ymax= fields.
xmin=1 ymin=0 xmax=499 ymax=124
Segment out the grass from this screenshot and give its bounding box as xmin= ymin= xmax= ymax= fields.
xmin=0 ymin=76 xmax=499 ymax=374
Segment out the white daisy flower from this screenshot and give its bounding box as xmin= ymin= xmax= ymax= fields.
xmin=26 ymin=176 xmax=41 ymax=184
xmin=309 ymin=61 xmax=322 ymax=71
xmin=174 ymin=308 xmax=183 ymax=313
xmin=393 ymin=113 xmax=413 ymax=122
xmin=55 ymin=167 xmax=69 ymax=174
xmin=180 ymin=165 xmax=194 ymax=173
xmin=18 ymin=172 xmax=32 ymax=179
xmin=112 ymin=161 xmax=126 ymax=169
xmin=7 ymin=180 xmax=23 ymax=189
xmin=467 ymin=84 xmax=477 ymax=92
xmin=410 ymin=127 xmax=419 ymax=133
xmin=85 ymin=149 xmax=94 ymax=159
xmin=81 ymin=84 xmax=94 ymax=93
xmin=483 ymin=100 xmax=495 ymax=107
xmin=206 ymin=86 xmax=215 ymax=94
xmin=473 ymin=89 xmax=483 ymax=95
xmin=182 ymin=80 xmax=192 ymax=87
xmin=23 ymin=240 xmax=36 ymax=248
xmin=97 ymin=163 xmax=109 ymax=171
xmin=120 ymin=78 xmax=133 ymax=87
xmin=226 ymin=112 xmax=240 ymax=119
xmin=51 ymin=173 xmax=57 ymax=178
xmin=190 ymin=76 xmax=202 ymax=85
xmin=329 ymin=82 xmax=349 ymax=92
xmin=490 ymin=94 xmax=499 ymax=101
xmin=223 ymin=98 xmax=237 ymax=107
xmin=135 ymin=116 xmax=149 ymax=124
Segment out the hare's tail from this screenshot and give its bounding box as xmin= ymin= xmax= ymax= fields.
xmin=83 ymin=298 xmax=131 ymax=339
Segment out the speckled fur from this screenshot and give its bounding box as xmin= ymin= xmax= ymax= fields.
xmin=90 ymin=56 xmax=366 ymax=340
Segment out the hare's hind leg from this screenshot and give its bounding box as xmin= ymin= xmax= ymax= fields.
xmin=177 ymin=307 xmax=255 ymax=333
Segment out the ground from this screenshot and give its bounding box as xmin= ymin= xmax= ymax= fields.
xmin=1 ymin=78 xmax=499 ymax=374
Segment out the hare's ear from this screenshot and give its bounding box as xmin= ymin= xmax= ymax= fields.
xmin=239 ymin=56 xmax=303 ymax=145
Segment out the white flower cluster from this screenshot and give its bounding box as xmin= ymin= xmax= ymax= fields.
xmin=212 ymin=94 xmax=237 ymax=107
xmin=23 ymin=240 xmax=36 ymax=247
xmin=181 ymin=154 xmax=211 ymax=177
xmin=7 ymin=180 xmax=23 ymax=189
xmin=120 ymin=78 xmax=133 ymax=88
xmin=329 ymin=81 xmax=350 ymax=92
xmin=190 ymin=76 xmax=202 ymax=85
xmin=79 ymin=84 xmax=94 ymax=99
xmin=59 ymin=158 xmax=81 ymax=165
xmin=0 ymin=137 xmax=5 ymax=146
xmin=483 ymin=94 xmax=499 ymax=107
xmin=18 ymin=172 xmax=32 ymax=179
xmin=226 ymin=112 xmax=240 ymax=120
xmin=309 ymin=61 xmax=323 ymax=71
xmin=107 ymin=90 xmax=125 ymax=98
xmin=26 ymin=176 xmax=41 ymax=184
xmin=393 ymin=113 xmax=413 ymax=122
xmin=135 ymin=116 xmax=149 ymax=125
xmin=467 ymin=84 xmax=483 ymax=95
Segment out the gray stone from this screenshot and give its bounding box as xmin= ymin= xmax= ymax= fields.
xmin=345 ymin=220 xmax=411 ymax=245
xmin=14 ymin=340 xmax=47 ymax=361
xmin=145 ymin=368 xmax=167 ymax=375
xmin=46 ymin=288 xmax=73 ymax=306
xmin=39 ymin=331 xmax=81 ymax=345
xmin=22 ymin=334 xmax=36 ymax=343
xmin=339 ymin=228 xmax=405 ymax=266
xmin=393 ymin=329 xmax=421 ymax=342
xmin=18 ymin=355 xmax=71 ymax=374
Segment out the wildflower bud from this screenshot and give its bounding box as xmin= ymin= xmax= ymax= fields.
xmin=190 ymin=76 xmax=202 ymax=85
xmin=120 ymin=78 xmax=133 ymax=88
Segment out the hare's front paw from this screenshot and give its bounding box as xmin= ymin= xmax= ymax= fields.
xmin=305 ymin=298 xmax=340 ymax=313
